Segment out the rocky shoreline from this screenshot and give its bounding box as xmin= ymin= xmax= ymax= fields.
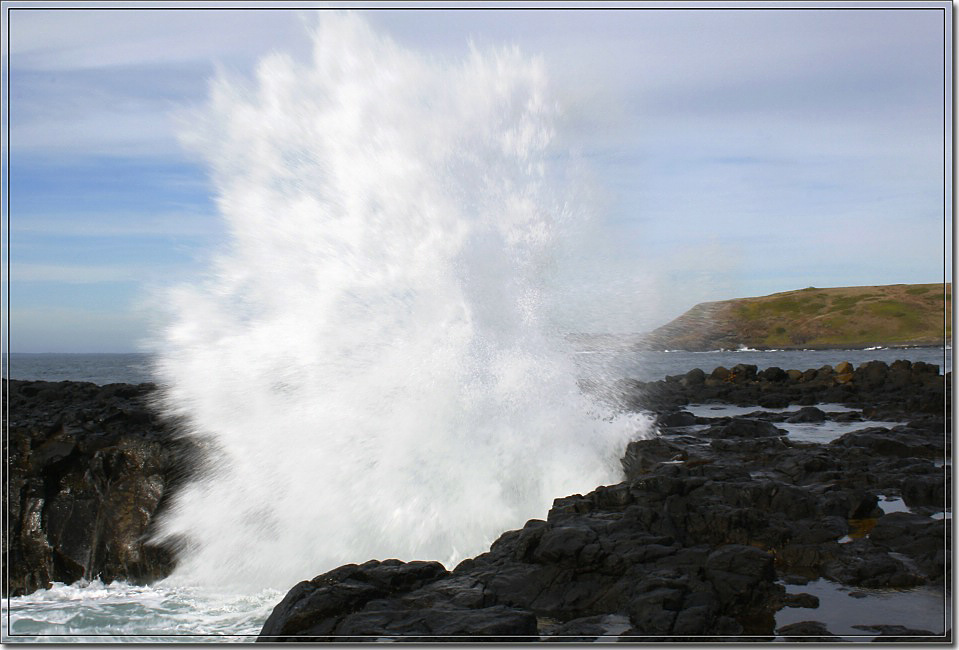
xmin=257 ymin=360 xmax=950 ymax=642
xmin=4 ymin=379 xmax=190 ymax=597
xmin=3 ymin=359 xmax=952 ymax=641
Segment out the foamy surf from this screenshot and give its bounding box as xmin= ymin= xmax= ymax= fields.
xmin=148 ymin=11 xmax=650 ymax=593
xmin=2 ymin=580 xmax=281 ymax=642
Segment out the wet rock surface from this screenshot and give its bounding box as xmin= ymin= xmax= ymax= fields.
xmin=258 ymin=360 xmax=951 ymax=642
xmin=625 ymin=359 xmax=946 ymax=418
xmin=4 ymin=379 xmax=195 ymax=597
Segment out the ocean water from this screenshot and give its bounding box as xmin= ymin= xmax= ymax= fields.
xmin=6 ymin=345 xmax=949 ymax=387
xmin=774 ymin=579 xmax=948 ymax=640
xmin=7 ymin=353 xmax=155 ymax=385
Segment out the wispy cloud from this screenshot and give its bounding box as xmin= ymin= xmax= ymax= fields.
xmin=5 ymin=6 xmax=949 ymax=350
xmin=8 ymin=10 xmax=309 ymax=157
xmin=14 ymin=211 xmax=222 ymax=239
xmin=9 ymin=9 xmax=311 ymax=71
xmin=13 ymin=262 xmax=182 ymax=284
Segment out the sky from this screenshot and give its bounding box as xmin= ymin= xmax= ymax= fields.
xmin=2 ymin=2 xmax=953 ymax=352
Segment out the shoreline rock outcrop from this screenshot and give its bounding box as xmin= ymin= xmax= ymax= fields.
xmin=622 ymin=359 xmax=946 ymax=418
xmin=4 ymin=379 xmax=194 ymax=597
xmin=257 ymin=360 xmax=950 ymax=642
xmin=3 ymin=360 xmax=950 ymax=641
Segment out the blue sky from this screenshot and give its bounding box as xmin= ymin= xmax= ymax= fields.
xmin=3 ymin=2 xmax=952 ymax=352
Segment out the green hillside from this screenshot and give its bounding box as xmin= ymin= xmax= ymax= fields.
xmin=640 ymin=283 xmax=951 ymax=351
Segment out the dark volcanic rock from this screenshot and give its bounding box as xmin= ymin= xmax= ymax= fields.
xmin=258 ymin=462 xmax=794 ymax=641
xmin=4 ymin=379 xmax=194 ymax=597
xmin=254 ymin=560 xmax=533 ymax=642
xmin=786 ymin=407 xmax=827 ymax=423
xmin=257 ymin=360 xmax=948 ymax=641
xmin=621 ymin=438 xmax=687 ymax=479
xmin=830 ymin=426 xmax=944 ymax=458
xmin=777 ymin=620 xmax=838 ymax=640
xmin=627 ymin=359 xmax=948 ymax=420
xmin=540 ymin=613 xmax=630 ymax=641
xmin=658 ymin=410 xmax=698 ymax=428
xmin=704 ymin=418 xmax=784 ymax=439
xmin=852 ymin=623 xmax=938 ymax=639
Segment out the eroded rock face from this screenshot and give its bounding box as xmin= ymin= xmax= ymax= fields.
xmin=5 ymin=380 xmax=194 ymax=597
xmin=256 ymin=361 xmax=948 ymax=642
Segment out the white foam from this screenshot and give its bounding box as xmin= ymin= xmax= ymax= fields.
xmin=2 ymin=580 xmax=280 ymax=642
xmin=149 ymin=12 xmax=650 ymax=593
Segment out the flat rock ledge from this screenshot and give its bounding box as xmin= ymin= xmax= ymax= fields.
xmin=257 ymin=360 xmax=951 ymax=642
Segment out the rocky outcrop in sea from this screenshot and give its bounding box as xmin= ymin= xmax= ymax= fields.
xmin=3 ymin=360 xmax=950 ymax=641
xmin=4 ymin=380 xmax=193 ymax=597
xmin=256 ymin=360 xmax=950 ymax=642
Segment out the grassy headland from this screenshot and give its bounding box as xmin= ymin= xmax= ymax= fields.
xmin=639 ymin=283 xmax=951 ymax=351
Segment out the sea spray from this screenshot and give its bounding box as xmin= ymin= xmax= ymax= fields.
xmin=152 ymin=12 xmax=651 ymax=592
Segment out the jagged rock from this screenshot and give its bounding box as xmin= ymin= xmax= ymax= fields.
xmin=835 ymin=361 xmax=853 ymax=375
xmin=901 ymin=474 xmax=946 ymax=507
xmin=4 ymin=380 xmax=195 ymax=597
xmin=331 ymin=605 xmax=538 ymax=642
xmin=246 ymin=361 xmax=943 ymax=641
xmin=830 ymin=427 xmax=943 ymax=458
xmin=782 ymin=592 xmax=819 ymax=609
xmin=852 ymin=623 xmax=937 ymax=638
xmin=704 ymin=418 xmax=784 ymax=439
xmin=777 ymin=620 xmax=838 ymax=640
xmin=760 ymin=366 xmax=788 ymax=382
xmin=627 ymin=360 xmax=948 ymax=420
xmin=621 ymin=438 xmax=687 ymax=479
xmin=759 ymin=393 xmax=792 ymax=408
xmin=786 ymin=406 xmax=827 ymax=423
xmin=711 ymin=366 xmax=731 ymax=381
xmin=17 ymin=363 xmax=942 ymax=640
xmin=658 ymin=411 xmax=698 ymax=428
xmin=257 ymin=560 xmax=454 ymax=641
xmin=541 ymin=613 xmax=630 ymax=641
xmin=823 ymin=542 xmax=926 ymax=589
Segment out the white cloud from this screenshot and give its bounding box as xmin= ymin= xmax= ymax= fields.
xmin=9 ymin=9 xmax=311 ymax=71
xmin=8 ymin=9 xmax=312 ymax=156
xmin=4 ymin=5 xmax=949 ymax=348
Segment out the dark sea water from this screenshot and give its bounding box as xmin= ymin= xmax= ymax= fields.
xmin=7 ymin=346 xmax=951 ymax=387
xmin=8 ymin=353 xmax=155 ymax=385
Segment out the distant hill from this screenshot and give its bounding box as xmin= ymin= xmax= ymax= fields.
xmin=638 ymin=283 xmax=951 ymax=351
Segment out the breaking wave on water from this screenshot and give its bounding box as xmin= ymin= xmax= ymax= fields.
xmin=148 ymin=12 xmax=649 ymax=593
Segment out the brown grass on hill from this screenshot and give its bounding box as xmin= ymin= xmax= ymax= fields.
xmin=641 ymin=283 xmax=950 ymax=351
